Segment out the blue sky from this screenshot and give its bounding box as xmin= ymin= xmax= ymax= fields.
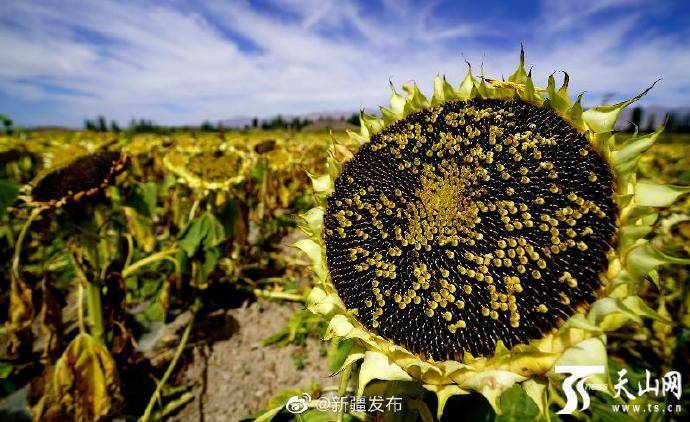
xmin=1 ymin=0 xmax=689 ymax=127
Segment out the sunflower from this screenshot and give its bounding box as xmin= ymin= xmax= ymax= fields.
xmin=162 ymin=145 xmax=252 ymax=192
xmin=5 ymin=151 xmax=127 ymax=354
xmin=28 ymin=151 xmax=128 ymax=208
xmin=296 ymin=49 xmax=690 ymax=417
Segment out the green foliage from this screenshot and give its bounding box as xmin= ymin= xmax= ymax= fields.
xmin=0 ymin=361 xmax=15 ymax=395
xmin=200 ymin=120 xmax=217 ymax=132
xmin=251 ymin=161 xmax=268 ymax=182
xmin=0 ymin=362 xmax=12 ymax=379
xmin=346 ymin=113 xmax=360 ymax=127
xmin=291 ymin=350 xmax=307 ymax=370
xmin=262 ymin=309 xmax=326 ymax=348
xmin=84 ymin=115 xmax=110 ymax=132
xmin=127 ymin=182 xmax=158 ymax=217
xmin=177 ymin=211 xmax=226 ymax=283
xmin=327 ymin=338 xmax=355 ymax=373
xmin=178 ymin=211 xmax=225 ymax=257
xmin=624 ymin=108 xmax=690 ymax=134
xmin=260 ymin=115 xmax=312 ymax=130
xmin=495 ymin=385 xmax=539 ymax=422
xmin=0 ymin=113 xmax=13 ymax=134
xmin=363 ymin=381 xmax=428 ymax=422
xmin=127 ymin=118 xmax=170 ymax=134
xmin=0 ymin=178 xmax=19 ymax=216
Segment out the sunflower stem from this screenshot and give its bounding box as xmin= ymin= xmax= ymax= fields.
xmin=11 ymin=206 xmax=44 ymax=281
xmin=123 ymin=233 xmax=134 ymax=268
xmin=77 ymin=283 xmax=86 ymax=334
xmin=252 ymin=289 xmax=304 ymax=302
xmin=86 ymin=277 xmax=105 ymax=343
xmin=336 ymin=363 xmax=353 ymax=422
xmin=122 ymin=247 xmax=179 ymax=279
xmin=78 ymin=213 xmax=108 ymax=344
xmin=6 ymin=207 xmax=44 ymax=352
xmin=188 ymin=198 xmax=200 ymax=221
xmin=410 ymin=398 xmax=434 ymax=422
xmin=139 ymin=301 xmax=199 ymax=422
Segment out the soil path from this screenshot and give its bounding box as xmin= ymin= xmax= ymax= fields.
xmin=175 ymin=299 xmax=332 ymax=421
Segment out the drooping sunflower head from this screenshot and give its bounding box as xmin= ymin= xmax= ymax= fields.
xmin=254 ymin=138 xmax=293 ymax=172
xmin=0 ymin=148 xmax=23 ymax=165
xmin=299 ymin=49 xmax=690 ymax=415
xmin=254 ymin=139 xmax=277 ymax=154
xmin=28 ymin=151 xmax=128 ymax=208
xmin=163 ymin=146 xmax=252 ymax=192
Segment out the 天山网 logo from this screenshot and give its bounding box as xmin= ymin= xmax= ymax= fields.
xmin=555 ymin=365 xmax=606 ymax=415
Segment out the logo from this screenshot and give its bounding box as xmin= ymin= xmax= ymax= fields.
xmin=555 ymin=365 xmax=605 ymax=415
xmin=285 ymin=393 xmax=311 ymax=414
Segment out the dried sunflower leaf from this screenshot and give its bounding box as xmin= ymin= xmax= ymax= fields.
xmin=50 ymin=334 xmax=121 ymax=421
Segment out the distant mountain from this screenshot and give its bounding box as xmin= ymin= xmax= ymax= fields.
xmin=217 ymin=117 xmax=254 ymax=128
xmin=302 ymin=118 xmax=358 ymax=132
xmin=218 ymin=110 xmax=361 ymax=128
xmin=301 ymin=110 xmax=363 ymax=120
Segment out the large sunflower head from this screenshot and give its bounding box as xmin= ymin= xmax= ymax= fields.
xmin=297 ymin=49 xmax=690 ymax=416
xmin=28 ymin=151 xmax=128 ymax=208
xmin=162 ymin=145 xmax=253 ymax=192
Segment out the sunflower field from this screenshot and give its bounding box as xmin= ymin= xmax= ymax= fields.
xmin=1 ymin=54 xmax=690 ymax=422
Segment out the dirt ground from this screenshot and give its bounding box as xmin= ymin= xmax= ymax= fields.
xmin=174 ymin=299 xmax=332 ymax=421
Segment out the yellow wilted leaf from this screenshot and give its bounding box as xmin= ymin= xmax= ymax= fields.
xmin=6 ymin=275 xmax=34 ymax=355
xmin=50 ymin=334 xmax=121 ymax=422
xmin=123 ymin=206 xmax=156 ymax=253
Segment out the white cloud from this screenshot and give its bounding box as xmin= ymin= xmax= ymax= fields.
xmin=0 ymin=0 xmax=688 ymax=126
xmin=538 ymin=0 xmax=641 ymax=32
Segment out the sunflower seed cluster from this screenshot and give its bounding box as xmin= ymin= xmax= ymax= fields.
xmin=324 ymin=99 xmax=617 ymax=360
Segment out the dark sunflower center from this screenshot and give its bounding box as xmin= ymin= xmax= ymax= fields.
xmin=32 ymin=151 xmax=124 ymax=204
xmin=324 ymin=98 xmax=617 ymax=361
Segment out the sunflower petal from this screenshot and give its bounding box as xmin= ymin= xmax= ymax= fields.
xmin=627 ymin=241 xmax=690 ymax=279
xmin=553 ymin=337 xmax=608 ymax=387
xmin=546 ymin=74 xmax=569 ymax=113
xmin=612 ymin=125 xmax=663 ymax=167
xmin=424 ymin=384 xmax=469 ymax=419
xmin=360 ymin=112 xmax=385 ymax=136
xmin=459 ymin=370 xmax=526 ymax=414
xmin=635 ymin=181 xmax=690 ymax=207
xmin=297 ymin=207 xmax=324 ymax=238
xmin=458 ymin=63 xmax=477 ymax=100
xmin=307 ymin=172 xmax=333 ymax=194
xmin=357 ymin=351 xmax=413 ymax=396
xmin=431 ymin=75 xmax=446 ymax=106
xmin=507 ymin=46 xmax=527 ymax=84
xmin=293 ymin=239 xmax=326 ymax=281
xmin=389 ymin=82 xmax=406 ymax=116
xmin=582 ymin=80 xmax=659 ymax=133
